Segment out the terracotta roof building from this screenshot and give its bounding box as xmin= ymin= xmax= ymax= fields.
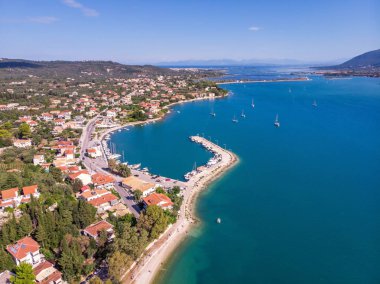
xmin=6 ymin=237 xmax=43 ymax=267
xmin=143 ymin=193 xmax=173 ymax=209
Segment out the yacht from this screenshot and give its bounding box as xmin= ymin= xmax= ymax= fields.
xmin=274 ymin=114 xmax=280 ymax=127
xmin=241 ymin=110 xmax=246 ymax=118
xmin=216 ymin=218 xmax=221 ymax=224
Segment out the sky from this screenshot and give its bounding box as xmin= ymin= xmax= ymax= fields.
xmin=0 ymin=0 xmax=379 ymax=64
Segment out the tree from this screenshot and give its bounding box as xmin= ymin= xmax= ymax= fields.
xmin=108 ymin=159 xmax=117 ymax=172
xmin=133 ymin=190 xmax=143 ymax=202
xmin=0 ymin=248 xmax=15 ymax=271
xmin=72 ymin=199 xmax=96 ymax=229
xmin=72 ymin=179 xmax=83 ymax=193
xmin=49 ymin=166 xmax=63 ymax=182
xmin=89 ymin=276 xmax=103 ymax=284
xmin=116 ymin=164 xmax=131 ymax=177
xmin=10 ymin=262 xmax=35 ymax=284
xmin=108 ymin=251 xmax=131 ymax=282
xmin=18 ymin=214 xmax=33 ymax=237
xmin=18 ymin=123 xmax=31 ymax=139
xmin=138 ymin=205 xmax=169 ymax=240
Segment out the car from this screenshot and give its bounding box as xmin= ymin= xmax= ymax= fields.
xmin=165 ymin=178 xmax=171 ymax=181
xmin=156 ymin=179 xmax=161 ymax=182
xmin=134 ymin=174 xmax=139 ymax=177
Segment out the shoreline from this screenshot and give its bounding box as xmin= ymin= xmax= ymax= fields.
xmin=97 ymin=93 xmax=230 ymax=150
xmin=122 ymin=138 xmax=238 ymax=284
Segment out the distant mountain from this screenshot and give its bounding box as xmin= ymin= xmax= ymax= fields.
xmin=157 ymin=58 xmax=308 ymax=67
xmin=323 ymin=49 xmax=380 ymax=69
xmin=0 ymin=58 xmax=176 ymax=78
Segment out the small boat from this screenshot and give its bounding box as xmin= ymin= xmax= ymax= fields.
xmin=177 ymin=110 xmax=181 ymax=113
xmin=216 ymin=218 xmax=221 ymax=224
xmin=312 ymin=100 xmax=317 ymax=107
xmin=241 ymin=110 xmax=246 ymax=118
xmin=210 ymin=112 xmax=216 ymax=117
xmin=274 ymin=114 xmax=280 ymax=127
xmin=232 ymin=115 xmax=238 ymax=123
xmin=251 ymin=98 xmax=255 ymax=108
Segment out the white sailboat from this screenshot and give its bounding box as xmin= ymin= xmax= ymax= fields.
xmin=251 ymin=98 xmax=255 ymax=108
xmin=312 ymin=100 xmax=317 ymax=107
xmin=232 ymin=115 xmax=238 ymax=123
xmin=274 ymin=114 xmax=280 ymax=127
xmin=241 ymin=110 xmax=246 ymax=118
xmin=210 ymin=107 xmax=216 ymax=117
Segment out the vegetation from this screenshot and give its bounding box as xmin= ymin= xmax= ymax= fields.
xmin=10 ymin=262 xmax=35 ymax=284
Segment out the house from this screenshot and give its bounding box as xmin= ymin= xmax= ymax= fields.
xmin=6 ymin=237 xmax=43 ymax=267
xmin=143 ymin=193 xmax=173 ymax=210
xmin=13 ymin=139 xmax=32 ymax=148
xmin=0 ymin=188 xmax=19 ymax=210
xmin=33 ymin=155 xmax=45 ymax=166
xmin=86 ymin=147 xmax=102 ymax=158
xmin=87 ymin=193 xmax=119 ymax=213
xmin=40 ymin=113 xmax=53 ymax=121
xmin=33 ymin=261 xmax=63 ymax=284
xmin=91 ymin=173 xmax=115 ymax=189
xmin=83 ymin=220 xmax=114 ymax=242
xmin=21 ymin=185 xmax=40 ymax=203
xmin=68 ymin=170 xmax=92 ymax=185
xmin=121 ymin=176 xmax=156 ymax=197
xmin=106 ymin=109 xmax=117 ymax=118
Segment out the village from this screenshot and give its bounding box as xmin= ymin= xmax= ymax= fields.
xmin=0 ymin=72 xmax=229 ymax=283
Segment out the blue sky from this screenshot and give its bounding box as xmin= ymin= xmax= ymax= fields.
xmin=0 ymin=0 xmax=379 ymax=64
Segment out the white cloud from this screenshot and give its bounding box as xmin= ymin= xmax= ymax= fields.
xmin=62 ymin=0 xmax=99 ymax=17
xmin=249 ymin=26 xmax=261 ymax=32
xmin=28 ymin=16 xmax=59 ymax=24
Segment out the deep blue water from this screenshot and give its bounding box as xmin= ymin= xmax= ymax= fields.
xmin=110 ymin=74 xmax=380 ymax=284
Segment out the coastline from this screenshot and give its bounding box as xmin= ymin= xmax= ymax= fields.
xmin=123 ymin=137 xmax=238 ymax=284
xmin=85 ymin=92 xmax=237 ymax=284
xmin=97 ymin=94 xmax=230 ymax=150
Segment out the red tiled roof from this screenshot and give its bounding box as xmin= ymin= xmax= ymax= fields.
xmin=91 ymin=173 xmax=115 ymax=185
xmin=33 ymin=261 xmax=62 ymax=284
xmin=143 ymin=193 xmax=173 ymax=208
xmin=69 ymin=170 xmax=90 ymax=180
xmin=22 ymin=185 xmax=38 ymax=195
xmin=83 ymin=220 xmax=113 ymax=238
xmin=6 ymin=237 xmax=40 ymax=260
xmin=88 ymin=193 xmax=118 ymax=207
xmin=1 ymin=188 xmax=19 ymax=200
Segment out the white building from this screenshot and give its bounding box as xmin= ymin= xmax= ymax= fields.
xmin=6 ymin=237 xmax=43 ymax=267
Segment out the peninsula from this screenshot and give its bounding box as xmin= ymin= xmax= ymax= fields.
xmin=0 ymin=61 xmax=235 ymax=283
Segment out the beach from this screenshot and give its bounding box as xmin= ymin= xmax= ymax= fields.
xmin=122 ymin=137 xmax=238 ymax=284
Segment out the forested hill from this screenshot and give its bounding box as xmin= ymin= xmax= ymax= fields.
xmin=0 ymin=58 xmax=177 ymax=79
xmin=326 ymin=49 xmax=380 ymax=69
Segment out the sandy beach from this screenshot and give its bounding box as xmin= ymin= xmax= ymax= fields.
xmin=122 ymin=136 xmax=238 ymax=284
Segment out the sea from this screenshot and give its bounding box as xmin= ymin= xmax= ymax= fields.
xmin=109 ymin=67 xmax=380 ymax=284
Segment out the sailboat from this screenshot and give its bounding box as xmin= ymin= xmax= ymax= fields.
xmin=312 ymin=100 xmax=317 ymax=107
xmin=274 ymin=114 xmax=280 ymax=127
xmin=251 ymin=98 xmax=255 ymax=108
xmin=241 ymin=110 xmax=246 ymax=118
xmin=210 ymin=107 xmax=216 ymax=117
xmin=232 ymin=115 xmax=238 ymax=123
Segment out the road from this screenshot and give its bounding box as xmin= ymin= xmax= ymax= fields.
xmin=79 ymin=117 xmax=187 ymax=218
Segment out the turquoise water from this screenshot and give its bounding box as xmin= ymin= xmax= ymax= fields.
xmin=110 ymin=75 xmax=380 ymax=284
